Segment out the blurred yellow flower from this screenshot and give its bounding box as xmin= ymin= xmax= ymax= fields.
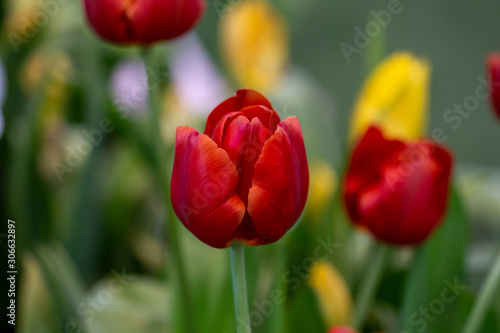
xmin=349 ymin=52 xmax=431 ymax=142
xmin=21 ymin=49 xmax=72 ymax=95
xmin=309 ymin=261 xmax=353 ymax=328
xmin=4 ymin=0 xmax=38 ymax=37
xmin=220 ymin=0 xmax=289 ymax=93
xmin=307 ymin=160 xmax=337 ymax=218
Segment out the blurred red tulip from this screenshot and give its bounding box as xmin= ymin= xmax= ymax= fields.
xmin=488 ymin=53 xmax=500 ymax=118
xmin=171 ymin=89 xmax=309 ymax=248
xmin=343 ymin=127 xmax=453 ymax=245
xmin=328 ymin=327 xmax=358 ymax=333
xmin=83 ymin=0 xmax=206 ymax=45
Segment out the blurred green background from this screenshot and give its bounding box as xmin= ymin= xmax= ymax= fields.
xmin=1 ymin=0 xmax=500 ymax=333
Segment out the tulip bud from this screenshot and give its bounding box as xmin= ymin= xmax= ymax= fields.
xmin=309 ymin=261 xmax=353 ymax=328
xmin=171 ymin=89 xmax=309 ymax=248
xmin=220 ymin=0 xmax=289 ymax=93
xmin=349 ymin=52 xmax=430 ymax=142
xmin=307 ymin=160 xmax=337 ymax=218
xmin=487 ymin=53 xmax=500 ymax=119
xmin=83 ymin=0 xmax=206 ymax=45
xmin=343 ymin=127 xmax=453 ymax=245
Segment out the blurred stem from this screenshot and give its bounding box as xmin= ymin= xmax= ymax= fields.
xmin=462 ymin=252 xmax=500 ymax=333
xmin=270 ymin=243 xmax=288 ymax=332
xmin=142 ymin=46 xmax=193 ymax=333
xmin=230 ymin=242 xmax=252 ymax=333
xmin=353 ymin=242 xmax=389 ymax=330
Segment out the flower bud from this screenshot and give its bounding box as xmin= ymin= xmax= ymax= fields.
xmin=171 ymin=89 xmax=309 ymax=248
xmin=83 ymin=0 xmax=206 ymax=45
xmin=344 ymin=127 xmax=453 ymax=245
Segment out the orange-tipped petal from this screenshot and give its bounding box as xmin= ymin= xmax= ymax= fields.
xmin=171 ymin=126 xmax=245 ymax=248
xmin=247 ymin=117 xmax=309 ymax=244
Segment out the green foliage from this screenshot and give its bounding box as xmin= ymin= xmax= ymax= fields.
xmin=401 ymin=189 xmax=469 ymax=333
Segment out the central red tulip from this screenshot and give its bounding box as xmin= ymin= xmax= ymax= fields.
xmin=83 ymin=0 xmax=206 ymax=45
xmin=343 ymin=127 xmax=453 ymax=245
xmin=171 ymin=89 xmax=309 ymax=248
xmin=487 ymin=53 xmax=500 ymax=119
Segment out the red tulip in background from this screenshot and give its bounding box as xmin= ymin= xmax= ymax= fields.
xmin=327 ymin=328 xmax=383 ymax=333
xmin=488 ymin=53 xmax=500 ymax=118
xmin=343 ymin=127 xmax=453 ymax=245
xmin=83 ymin=0 xmax=206 ymax=44
xmin=328 ymin=327 xmax=359 ymax=333
xmin=171 ymin=89 xmax=309 ymax=248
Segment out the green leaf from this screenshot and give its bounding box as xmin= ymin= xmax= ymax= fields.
xmin=36 ymin=243 xmax=86 ymax=331
xmin=18 ymin=254 xmax=56 ymax=333
xmin=86 ymin=277 xmax=170 ymax=333
xmin=456 ymin=292 xmax=500 ymax=333
xmin=401 ymin=188 xmax=469 ymax=333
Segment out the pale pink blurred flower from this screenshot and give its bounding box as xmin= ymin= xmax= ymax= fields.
xmin=169 ymin=33 xmax=228 ymax=115
xmin=110 ymin=59 xmax=149 ymax=116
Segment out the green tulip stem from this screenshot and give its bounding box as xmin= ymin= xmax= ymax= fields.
xmin=353 ymin=242 xmax=390 ymax=330
xmin=142 ymin=46 xmax=193 ymax=333
xmin=230 ymin=242 xmax=252 ymax=333
xmin=462 ymin=251 xmax=500 ymax=333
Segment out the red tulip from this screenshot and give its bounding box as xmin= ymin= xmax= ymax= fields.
xmin=343 ymin=127 xmax=453 ymax=245
xmin=83 ymin=0 xmax=206 ymax=45
xmin=171 ymin=89 xmax=309 ymax=248
xmin=488 ymin=53 xmax=500 ymax=119
xmin=328 ymin=327 xmax=358 ymax=333
xmin=327 ymin=328 xmax=383 ymax=333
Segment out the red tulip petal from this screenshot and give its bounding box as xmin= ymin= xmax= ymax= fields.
xmin=84 ymin=0 xmax=133 ymax=43
xmin=210 ymin=105 xmax=277 ymax=147
xmin=488 ymin=53 xmax=500 ymax=118
xmin=171 ymin=126 xmax=245 ymax=248
xmin=351 ymin=140 xmax=452 ymax=245
xmin=328 ymin=327 xmax=359 ymax=333
xmin=131 ymin=0 xmax=206 ymax=43
xmin=347 ymin=127 xmax=405 ymax=182
xmin=222 ymin=115 xmax=271 ymax=193
xmin=221 ymin=116 xmax=271 ymax=244
xmin=247 ymin=117 xmax=309 ymax=244
xmin=344 ymin=127 xmax=405 ymax=223
xmin=84 ymin=0 xmax=205 ymax=44
xmin=209 ymin=111 xmax=240 ymax=147
xmin=204 ymin=89 xmax=277 ymax=136
xmin=239 ymin=105 xmax=280 ymax=133
xmin=220 ymin=115 xmax=251 ymax=165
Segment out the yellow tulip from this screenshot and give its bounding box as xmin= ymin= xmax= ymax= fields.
xmin=220 ymin=0 xmax=289 ymax=93
xmin=309 ymin=261 xmax=353 ymax=328
xmin=4 ymin=0 xmax=38 ymax=37
xmin=349 ymin=52 xmax=431 ymax=142
xmin=307 ymin=160 xmax=337 ymax=218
